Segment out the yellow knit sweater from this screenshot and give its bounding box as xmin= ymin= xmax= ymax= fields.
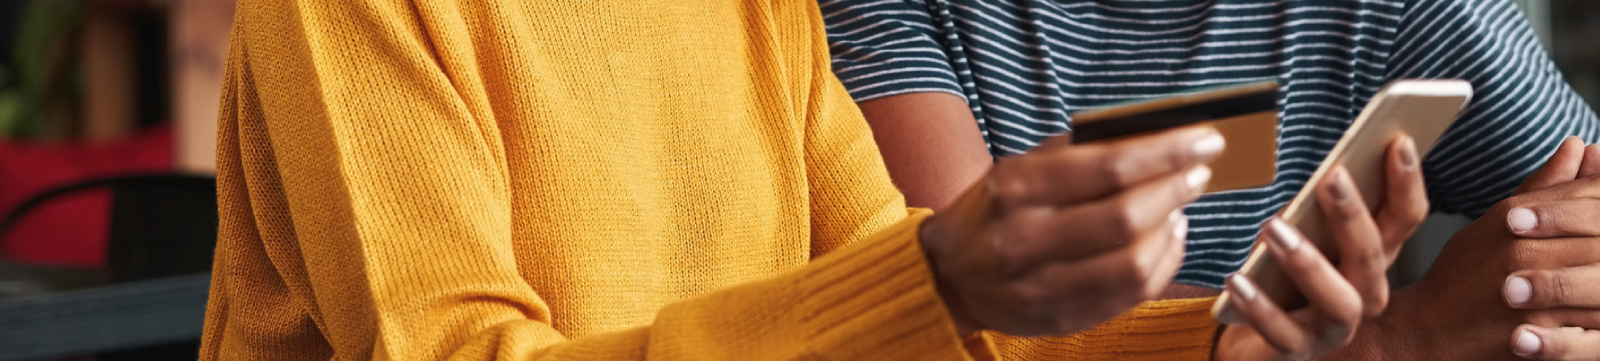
xmin=200 ymin=1 xmax=1219 ymax=360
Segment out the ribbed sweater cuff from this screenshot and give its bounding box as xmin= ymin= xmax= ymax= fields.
xmin=800 ymin=208 xmax=987 ymax=360
xmin=1066 ymin=297 xmax=1221 ymax=359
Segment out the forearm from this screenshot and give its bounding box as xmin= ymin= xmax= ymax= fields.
xmin=856 ymin=93 xmax=993 ymax=211
xmin=1322 ymin=285 xmax=1445 ymax=360
xmin=546 ymin=211 xmax=974 ymax=360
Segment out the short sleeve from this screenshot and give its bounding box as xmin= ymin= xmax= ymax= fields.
xmin=1386 ymin=0 xmax=1600 ymax=216
xmin=820 ymin=0 xmax=967 ymax=102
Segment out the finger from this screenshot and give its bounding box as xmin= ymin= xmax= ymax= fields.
xmin=994 ymin=166 xmax=1208 ymax=271
xmin=1506 ymin=198 xmax=1600 ymax=238
xmin=1517 ymin=136 xmax=1586 ymax=194
xmin=1148 ymin=211 xmax=1189 ymax=299
xmin=1506 ymin=264 xmax=1600 ymax=309
xmin=1014 ymin=211 xmax=1188 ymax=332
xmin=1262 ymin=218 xmax=1364 ymax=327
xmin=1315 ymin=167 xmax=1390 ymax=318
xmin=1375 ymin=135 xmax=1429 ymax=247
xmin=1225 ymin=274 xmax=1312 ymax=355
xmin=1509 ymin=237 xmax=1600 ymax=271
xmin=1580 ymin=144 xmax=1600 ymax=178
xmin=1526 ymin=308 xmax=1600 ymax=330
xmin=989 ymin=125 xmax=1222 ymax=207
xmin=1513 ymin=325 xmax=1600 ymax=361
xmin=1033 ymin=130 xmax=1075 ymax=149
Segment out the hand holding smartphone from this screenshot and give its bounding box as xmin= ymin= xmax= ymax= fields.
xmin=1211 ymin=79 xmax=1474 ymax=323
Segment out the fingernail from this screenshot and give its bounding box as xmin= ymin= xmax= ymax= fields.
xmin=1265 ymin=217 xmax=1302 ymax=252
xmin=1399 ymin=137 xmax=1419 ymax=168
xmin=1505 ymin=276 xmax=1532 ymax=306
xmin=1195 ymin=133 xmax=1225 ymax=160
xmin=1186 ymin=166 xmax=1212 ymax=191
xmin=1514 ymin=328 xmax=1542 ymax=356
xmin=1508 ymin=207 xmax=1538 ymax=233
xmin=1327 ymin=168 xmax=1350 ymax=202
xmin=1173 ymin=210 xmax=1189 ymax=240
xmin=1228 ymin=274 xmax=1259 ymax=301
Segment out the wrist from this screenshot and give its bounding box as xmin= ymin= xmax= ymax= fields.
xmin=1325 ymin=286 xmax=1433 ymax=360
xmin=918 ymin=214 xmax=981 ymax=337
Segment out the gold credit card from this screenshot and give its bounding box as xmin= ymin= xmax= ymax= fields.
xmin=1071 ymin=80 xmax=1280 ymax=193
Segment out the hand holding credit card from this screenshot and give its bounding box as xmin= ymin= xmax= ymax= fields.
xmin=1070 ymin=79 xmax=1475 ymax=326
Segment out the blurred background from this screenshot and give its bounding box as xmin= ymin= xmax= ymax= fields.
xmin=0 ymin=1 xmax=1593 ymax=360
xmin=1 ymin=0 xmax=231 ymax=360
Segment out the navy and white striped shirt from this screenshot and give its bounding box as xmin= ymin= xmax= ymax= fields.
xmin=822 ymin=0 xmax=1600 ymax=288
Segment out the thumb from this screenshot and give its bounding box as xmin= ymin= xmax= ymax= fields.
xmin=1516 ymin=136 xmax=1585 ymax=194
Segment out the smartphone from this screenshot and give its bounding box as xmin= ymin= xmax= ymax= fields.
xmin=1211 ymin=79 xmax=1474 ymax=324
xmin=1072 ymin=80 xmax=1280 ymax=193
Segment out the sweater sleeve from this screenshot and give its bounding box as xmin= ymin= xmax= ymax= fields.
xmin=201 ymin=1 xmax=979 ymax=360
xmin=978 ymin=298 xmax=1221 ymax=360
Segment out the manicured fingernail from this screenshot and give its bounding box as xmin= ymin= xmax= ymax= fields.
xmin=1399 ymin=137 xmax=1419 ymax=168
xmin=1265 ymin=217 xmax=1302 ymax=252
xmin=1508 ymin=207 xmax=1538 ymax=233
xmin=1195 ymin=133 xmax=1225 ymax=160
xmin=1505 ymin=276 xmax=1532 ymax=306
xmin=1228 ymin=274 xmax=1259 ymax=301
xmin=1514 ymin=328 xmax=1542 ymax=356
xmin=1186 ymin=166 xmax=1212 ymax=191
xmin=1327 ymin=168 xmax=1350 ymax=202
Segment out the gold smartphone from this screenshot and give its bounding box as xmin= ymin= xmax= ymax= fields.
xmin=1211 ymin=79 xmax=1474 ymax=324
xmin=1072 ymin=80 xmax=1280 ymax=193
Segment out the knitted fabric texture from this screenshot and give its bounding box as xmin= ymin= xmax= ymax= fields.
xmin=201 ymin=0 xmax=1218 ymax=359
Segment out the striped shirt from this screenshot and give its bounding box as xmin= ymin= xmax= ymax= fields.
xmin=822 ymin=0 xmax=1600 ymax=288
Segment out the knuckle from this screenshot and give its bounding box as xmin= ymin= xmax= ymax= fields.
xmin=1362 ymin=285 xmax=1390 ymax=318
xmin=1106 ymin=204 xmax=1141 ymax=243
xmin=1098 ymin=151 xmax=1133 ymax=189
xmin=1387 ymin=202 xmax=1428 ymax=228
xmin=1405 ymin=197 xmax=1430 ymax=222
xmin=1329 ymin=306 xmax=1362 ymax=333
xmin=1351 ymin=243 xmax=1387 ymax=272
xmin=1330 ymin=192 xmax=1362 ymax=218
xmin=1168 ymin=173 xmax=1195 ymax=202
xmin=990 ymin=232 xmax=1026 ymax=274
xmin=1164 ymin=143 xmax=1193 ymax=171
xmin=1543 ymin=271 xmax=1573 ymax=306
xmin=1013 ymin=285 xmax=1049 ymax=315
xmin=988 ymin=164 xmax=1021 ymax=202
xmin=1117 ymin=251 xmax=1151 ymax=286
xmin=1509 ymin=240 xmax=1541 ymax=270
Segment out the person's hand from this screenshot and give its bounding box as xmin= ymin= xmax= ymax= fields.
xmin=1215 ymin=136 xmax=1429 ymax=360
xmin=1502 ymin=140 xmax=1600 ymax=360
xmin=1327 ymin=137 xmax=1600 ymax=360
xmin=919 ymin=125 xmax=1221 ymax=337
